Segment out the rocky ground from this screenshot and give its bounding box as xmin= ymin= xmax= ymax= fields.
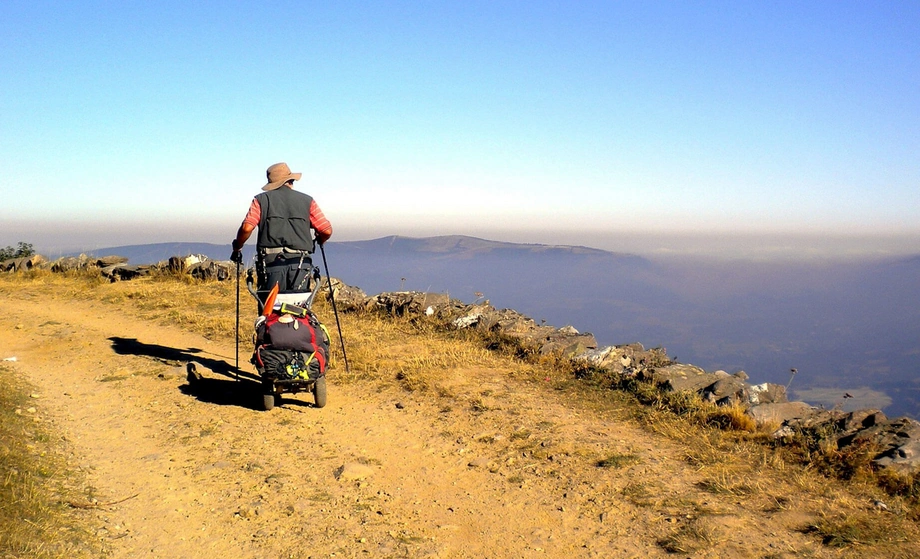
xmin=1 ymin=283 xmax=917 ymax=558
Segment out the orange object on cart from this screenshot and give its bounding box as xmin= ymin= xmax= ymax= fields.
xmin=262 ymin=282 xmax=279 ymax=316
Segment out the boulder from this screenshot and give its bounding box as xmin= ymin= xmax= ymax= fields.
xmin=371 ymin=291 xmax=451 ymax=316
xmin=453 ymin=305 xmax=550 ymax=340
xmin=874 ymin=438 xmax=920 ymax=473
xmin=782 ymin=409 xmax=885 ymax=441
xmin=494 ymin=323 xmax=557 ymax=351
xmin=167 ymin=256 xmax=185 ymax=273
xmin=704 ymin=375 xmax=750 ymax=405
xmin=574 ymin=346 xmax=633 ymax=372
xmin=1 ymin=254 xmax=46 ymax=271
xmin=189 ymin=261 xmax=233 ymax=281
xmin=538 ymin=327 xmax=598 ymax=357
xmin=451 ymin=303 xmax=494 ymax=329
xmin=863 ymin=417 xmax=920 ymax=473
xmin=167 ymin=254 xmax=207 ymax=273
xmin=477 ymin=308 xmax=540 ymax=334
xmin=325 ymin=279 xmax=368 ymax=311
xmin=834 ymin=409 xmax=888 ymax=445
xmin=101 ymin=265 xmax=152 ymax=282
xmin=642 ymin=364 xmax=714 ymax=393
xmin=51 ymin=254 xmax=92 ymax=272
xmin=748 ymin=401 xmax=816 ymax=427
xmin=826 ymin=416 xmax=920 ymax=473
xmin=95 ymin=255 xmax=129 ymax=267
xmin=748 ymin=383 xmax=788 ymax=405
xmin=574 ymin=343 xmax=670 ymax=375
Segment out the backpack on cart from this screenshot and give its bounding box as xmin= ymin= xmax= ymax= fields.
xmin=252 ymin=306 xmax=330 ymax=380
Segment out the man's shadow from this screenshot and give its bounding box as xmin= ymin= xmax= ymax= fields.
xmin=108 ymin=336 xmax=263 ymax=410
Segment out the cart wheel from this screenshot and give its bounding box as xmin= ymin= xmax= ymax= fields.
xmin=262 ymin=392 xmax=275 ymax=411
xmin=313 ymin=376 xmax=327 ymax=408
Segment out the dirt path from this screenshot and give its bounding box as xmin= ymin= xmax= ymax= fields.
xmin=0 ymin=288 xmax=887 ymax=558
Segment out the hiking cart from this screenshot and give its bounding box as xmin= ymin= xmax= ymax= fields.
xmin=246 ymin=267 xmax=330 ymax=411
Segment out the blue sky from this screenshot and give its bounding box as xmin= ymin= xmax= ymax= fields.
xmin=1 ymin=1 xmax=918 ymax=256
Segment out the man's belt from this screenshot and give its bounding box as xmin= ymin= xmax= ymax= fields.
xmin=259 ymin=247 xmax=311 ymax=255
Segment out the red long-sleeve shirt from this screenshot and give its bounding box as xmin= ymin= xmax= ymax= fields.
xmin=242 ymin=197 xmax=333 ymax=239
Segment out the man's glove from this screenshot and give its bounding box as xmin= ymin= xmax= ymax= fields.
xmin=231 ymin=250 xmax=243 ymax=264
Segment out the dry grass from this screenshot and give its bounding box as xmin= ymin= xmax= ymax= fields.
xmin=804 ymin=512 xmax=911 ymax=547
xmin=877 ymin=469 xmax=920 ymax=508
xmin=595 ymin=453 xmax=641 ymax=469
xmin=697 ymin=472 xmax=761 ymax=496
xmin=0 ymin=365 xmax=104 ymax=558
xmin=657 ymin=517 xmax=727 ymax=553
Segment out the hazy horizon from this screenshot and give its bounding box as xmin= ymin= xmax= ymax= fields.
xmin=5 ymin=217 xmax=920 ymax=262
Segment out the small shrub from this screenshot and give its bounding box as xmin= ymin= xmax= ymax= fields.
xmin=803 ymin=513 xmax=908 ymax=547
xmin=697 ymin=475 xmax=758 ymax=496
xmin=395 ymin=369 xmax=428 ymax=392
xmin=702 ymin=404 xmax=757 ymax=432
xmin=876 ymin=469 xmax=920 ymax=499
xmin=658 ymin=518 xmax=725 ymax=553
xmin=510 ymin=429 xmax=532 ymax=441
xmin=470 ymin=397 xmax=490 ymax=413
xmin=596 ymin=453 xmax=640 ymax=469
xmin=814 ymin=439 xmax=883 ymax=481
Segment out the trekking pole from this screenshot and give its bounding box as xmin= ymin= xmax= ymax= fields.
xmin=318 ymin=241 xmax=350 ymax=373
xmin=235 ymin=259 xmax=240 ymax=382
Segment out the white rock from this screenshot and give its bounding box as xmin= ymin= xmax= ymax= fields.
xmin=335 ymin=463 xmax=374 ymax=481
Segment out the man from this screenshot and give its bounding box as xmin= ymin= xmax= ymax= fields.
xmin=231 ymin=162 xmax=333 ymax=294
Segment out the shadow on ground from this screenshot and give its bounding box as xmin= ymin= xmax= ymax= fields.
xmin=108 ymin=336 xmax=265 ymax=410
xmin=180 ymin=374 xmax=263 ymax=411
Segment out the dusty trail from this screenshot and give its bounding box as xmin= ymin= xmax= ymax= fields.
xmin=0 ymin=288 xmax=863 ymax=558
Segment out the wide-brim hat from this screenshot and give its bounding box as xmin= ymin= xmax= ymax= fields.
xmin=262 ymin=162 xmax=302 ymax=191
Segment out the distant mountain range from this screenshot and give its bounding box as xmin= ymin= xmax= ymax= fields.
xmin=70 ymin=236 xmax=920 ymax=418
xmin=74 ymin=235 xmax=630 ymax=265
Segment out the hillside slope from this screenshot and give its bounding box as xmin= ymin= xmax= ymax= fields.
xmin=0 ymin=273 xmax=917 ymax=558
xmin=65 ymin=236 xmax=920 ymax=418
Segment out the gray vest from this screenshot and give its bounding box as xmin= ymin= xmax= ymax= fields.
xmin=255 ymin=188 xmax=315 ymax=253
